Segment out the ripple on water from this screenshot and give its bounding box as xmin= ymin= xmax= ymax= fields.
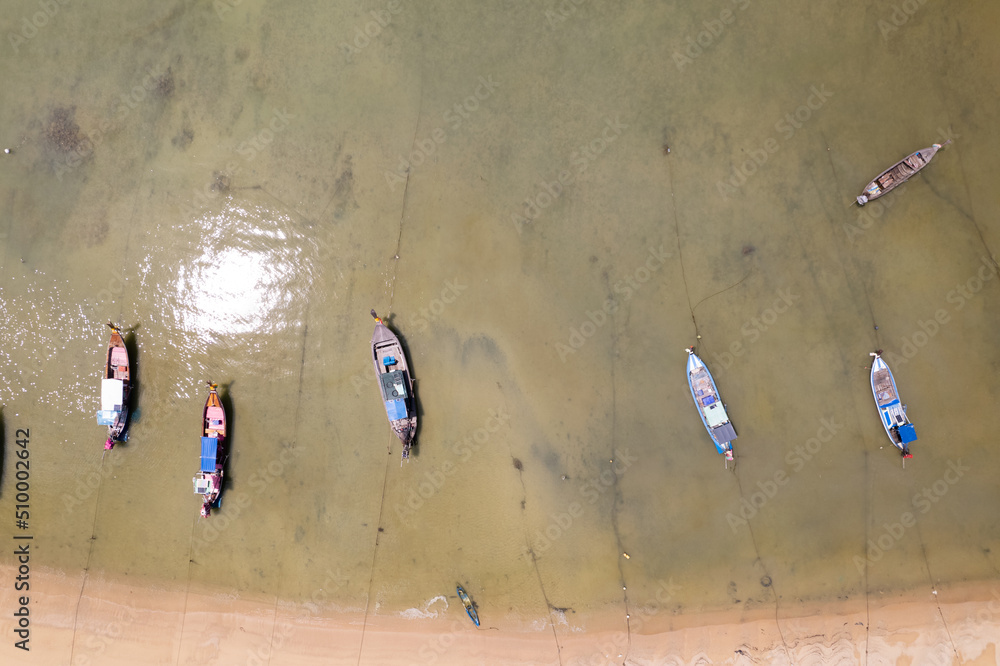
xmin=0 ymin=270 xmax=96 ymax=417
xmin=136 ymin=200 xmax=321 ymax=393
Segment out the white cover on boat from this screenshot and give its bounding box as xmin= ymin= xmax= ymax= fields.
xmin=101 ymin=378 xmax=124 ymax=411
xmin=193 ymin=473 xmax=215 ymax=495
xmin=703 ymin=402 xmax=728 ymax=428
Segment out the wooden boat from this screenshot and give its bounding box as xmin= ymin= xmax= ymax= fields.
xmin=686 ymin=347 xmax=737 ymax=465
xmin=869 ymin=351 xmax=916 ymax=459
xmin=371 ymin=310 xmax=417 ymax=463
xmin=856 ymin=140 xmax=951 ymax=206
xmin=96 ymin=322 xmax=131 ymax=449
xmin=193 ymin=382 xmax=228 ymax=518
xmin=456 ymin=585 xmax=480 ymax=627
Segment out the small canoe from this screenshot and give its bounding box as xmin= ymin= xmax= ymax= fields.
xmin=856 ymin=140 xmax=950 ymax=206
xmin=869 ymin=351 xmax=915 ymax=459
xmin=686 ymin=347 xmax=737 ymax=464
xmin=371 ymin=310 xmax=417 ymax=463
xmin=96 ymin=322 xmax=131 ymax=448
xmin=193 ymin=382 xmax=228 ymax=517
xmin=457 ymin=585 xmax=480 ymax=627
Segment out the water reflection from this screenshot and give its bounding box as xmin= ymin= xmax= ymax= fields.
xmin=136 ymin=199 xmax=318 ymax=396
xmin=170 ymin=203 xmax=314 ymax=338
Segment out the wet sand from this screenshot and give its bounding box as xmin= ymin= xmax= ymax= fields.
xmin=3 ymin=565 xmax=1000 ymax=664
xmin=1 ymin=0 xmax=1000 ymax=663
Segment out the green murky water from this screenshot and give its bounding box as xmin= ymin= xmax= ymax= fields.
xmin=1 ymin=0 xmax=999 ymax=661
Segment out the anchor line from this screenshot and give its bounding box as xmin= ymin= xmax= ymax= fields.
xmin=605 ymin=272 xmax=632 ymax=663
xmin=732 ymin=468 xmax=792 ymax=662
xmin=356 ymin=437 xmax=392 ymax=666
xmin=67 ymin=456 xmax=108 ymax=664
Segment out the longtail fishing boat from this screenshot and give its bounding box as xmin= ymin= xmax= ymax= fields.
xmin=456 ymin=585 xmax=480 ymax=627
xmin=869 ymin=351 xmax=916 ymax=459
xmin=370 ymin=310 xmax=417 ymax=464
xmin=96 ymin=322 xmax=131 ymax=449
xmin=193 ymin=382 xmax=228 ymax=517
xmin=856 ymin=140 xmax=951 ymax=206
xmin=686 ymin=347 xmax=737 ymax=466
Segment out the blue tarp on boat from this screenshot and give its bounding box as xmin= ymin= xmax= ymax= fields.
xmin=96 ymin=409 xmax=118 ymax=425
xmin=200 ymin=437 xmax=218 ymax=472
xmin=384 ymin=398 xmax=407 ymax=421
xmin=898 ymin=423 xmax=917 ymax=444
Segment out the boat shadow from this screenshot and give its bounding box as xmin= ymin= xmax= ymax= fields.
xmin=217 ymin=382 xmax=235 ymax=498
xmin=382 ymin=313 xmax=422 ymax=460
xmin=117 ymin=324 xmax=141 ymax=447
xmin=0 ymin=406 xmax=5 ymax=493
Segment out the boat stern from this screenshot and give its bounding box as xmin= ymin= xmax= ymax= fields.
xmin=712 ymin=421 xmax=738 ymax=446
xmin=897 ymin=423 xmax=917 ymax=445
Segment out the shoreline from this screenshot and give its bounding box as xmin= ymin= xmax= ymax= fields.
xmin=2 ymin=565 xmax=998 ymax=664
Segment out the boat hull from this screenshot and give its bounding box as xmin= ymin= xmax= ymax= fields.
xmin=857 ymin=142 xmax=947 ymax=206
xmin=194 ymin=385 xmax=228 ymax=516
xmin=371 ymin=314 xmax=417 ymax=460
xmin=870 ymin=353 xmax=916 ymax=457
xmin=98 ymin=324 xmax=131 ymax=442
xmin=457 ymin=586 xmax=480 ymax=627
xmin=686 ymin=349 xmax=737 ymax=459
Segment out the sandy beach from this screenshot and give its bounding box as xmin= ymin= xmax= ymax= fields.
xmin=2 ymin=565 xmax=999 ymax=664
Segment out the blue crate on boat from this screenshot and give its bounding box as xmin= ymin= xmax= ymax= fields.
xmin=200 ymin=437 xmax=219 ymax=472
xmin=897 ymin=423 xmax=917 ymax=444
